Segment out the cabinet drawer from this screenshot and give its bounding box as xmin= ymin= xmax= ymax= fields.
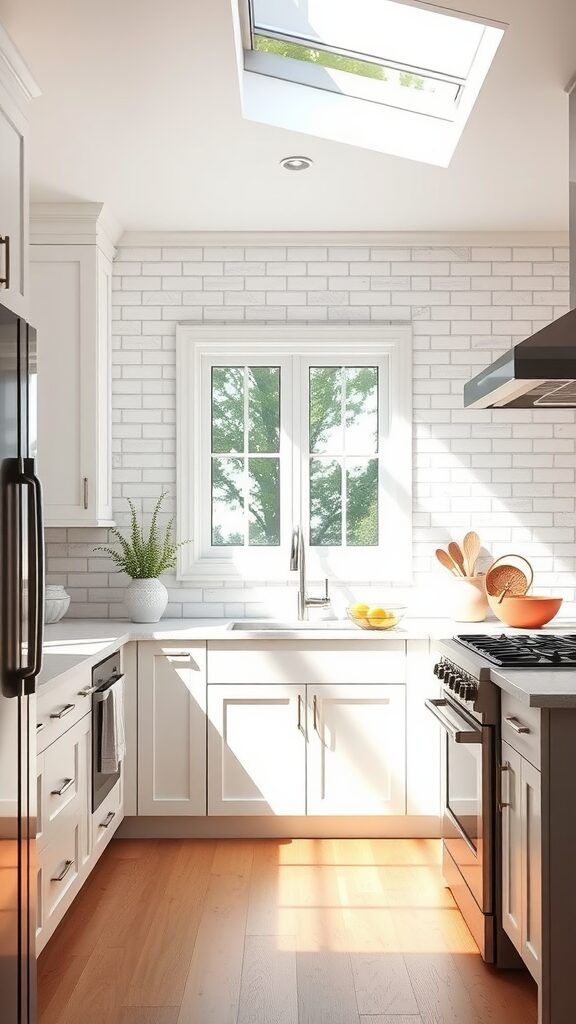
xmin=37 ymin=667 xmax=94 ymax=752
xmin=501 ymin=693 xmax=541 ymax=769
xmin=42 ymin=818 xmax=81 ymax=921
xmin=38 ymin=715 xmax=90 ymax=850
xmin=91 ymin=776 xmax=123 ymax=853
xmin=208 ymin=641 xmax=406 ymax=685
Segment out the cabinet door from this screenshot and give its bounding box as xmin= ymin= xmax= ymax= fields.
xmin=0 ymin=97 xmax=27 ymax=317
xmin=138 ymin=643 xmax=206 ymax=815
xmin=501 ymin=740 xmax=522 ymax=955
xmin=521 ymin=757 xmax=542 ymax=983
xmin=307 ymin=684 xmax=406 ymax=815
xmin=207 ymin=684 xmax=306 ymax=815
xmin=31 ymin=244 xmax=113 ymax=527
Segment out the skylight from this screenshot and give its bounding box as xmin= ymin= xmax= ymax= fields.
xmin=236 ymin=1 xmax=506 ymax=165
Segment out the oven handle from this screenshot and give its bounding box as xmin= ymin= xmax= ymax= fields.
xmin=424 ymin=698 xmax=482 ymax=744
xmin=94 ymin=672 xmax=125 ymax=703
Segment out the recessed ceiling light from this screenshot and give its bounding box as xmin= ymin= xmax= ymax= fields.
xmin=280 ymin=156 xmax=313 ymax=171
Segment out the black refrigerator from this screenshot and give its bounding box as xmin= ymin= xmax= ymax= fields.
xmin=0 ymin=301 xmax=44 ymax=1024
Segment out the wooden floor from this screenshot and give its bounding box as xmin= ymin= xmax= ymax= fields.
xmin=38 ymin=837 xmax=537 ymax=1024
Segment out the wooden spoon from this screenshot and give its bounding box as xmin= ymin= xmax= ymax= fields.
xmin=448 ymin=542 xmax=466 ymax=577
xmin=435 ymin=548 xmax=462 ymax=577
xmin=462 ymin=531 xmax=481 ymax=577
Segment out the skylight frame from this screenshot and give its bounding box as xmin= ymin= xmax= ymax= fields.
xmin=234 ymin=0 xmax=506 ymax=166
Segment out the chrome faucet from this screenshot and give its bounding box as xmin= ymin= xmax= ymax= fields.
xmin=290 ymin=525 xmax=331 ymax=620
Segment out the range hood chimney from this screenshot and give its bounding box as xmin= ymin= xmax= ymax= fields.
xmin=464 ymin=80 xmax=576 ymax=409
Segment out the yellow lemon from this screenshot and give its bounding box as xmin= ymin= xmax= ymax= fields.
xmin=350 ymin=602 xmax=369 ymax=619
xmin=366 ymin=606 xmax=388 ymax=620
xmin=367 ymin=606 xmax=398 ymax=629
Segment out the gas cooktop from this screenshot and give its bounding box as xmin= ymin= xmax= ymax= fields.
xmin=455 ymin=633 xmax=576 ymax=668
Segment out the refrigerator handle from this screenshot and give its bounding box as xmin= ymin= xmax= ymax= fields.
xmin=15 ymin=460 xmax=44 ymax=692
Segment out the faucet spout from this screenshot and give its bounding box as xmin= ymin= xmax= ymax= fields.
xmin=289 ymin=525 xmax=330 ymax=621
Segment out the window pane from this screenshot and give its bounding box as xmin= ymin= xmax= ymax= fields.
xmin=309 ymin=458 xmax=342 ymax=545
xmin=345 ymin=366 xmax=378 ymax=453
xmin=211 ymin=457 xmax=244 ymax=545
xmin=249 ymin=367 xmax=280 ymax=453
xmin=249 ymin=458 xmax=280 ymax=545
xmin=212 ymin=367 xmax=244 ymax=453
xmin=252 ymin=0 xmax=485 ymax=80
xmin=347 ymin=459 xmax=378 ymax=546
xmin=309 ymin=367 xmax=342 ymax=453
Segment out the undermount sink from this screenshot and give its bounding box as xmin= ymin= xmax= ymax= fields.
xmin=230 ymin=619 xmax=355 ymax=631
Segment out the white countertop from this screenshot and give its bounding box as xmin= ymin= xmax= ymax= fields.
xmin=39 ymin=615 xmax=576 ymax=708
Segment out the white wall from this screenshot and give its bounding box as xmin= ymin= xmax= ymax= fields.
xmin=45 ymin=241 xmax=575 ymax=619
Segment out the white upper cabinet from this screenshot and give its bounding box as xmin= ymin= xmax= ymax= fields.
xmin=30 ymin=204 xmax=120 ymax=526
xmin=307 ymin=684 xmax=406 ymax=815
xmin=0 ymin=23 xmax=40 ymax=318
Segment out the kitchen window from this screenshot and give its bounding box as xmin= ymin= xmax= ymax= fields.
xmin=176 ymin=325 xmax=412 ymax=582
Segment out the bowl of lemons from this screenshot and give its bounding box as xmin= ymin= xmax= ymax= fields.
xmin=347 ymin=603 xmax=407 ymax=631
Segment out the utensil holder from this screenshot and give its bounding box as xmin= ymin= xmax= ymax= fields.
xmin=448 ymin=574 xmax=488 ymax=622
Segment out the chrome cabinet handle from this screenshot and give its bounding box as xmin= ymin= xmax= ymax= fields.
xmin=297 ymin=693 xmax=303 ymax=731
xmin=504 ymin=716 xmax=530 ymax=734
xmin=51 ymin=859 xmax=73 ymax=883
xmin=51 ymin=777 xmax=75 ymax=797
xmin=78 ymin=685 xmax=97 ymax=697
xmin=83 ymin=476 xmax=89 ymax=510
xmin=498 ymin=762 xmax=511 ymax=812
xmin=313 ymin=695 xmax=319 ymax=733
xmin=0 ymin=234 xmax=10 ymax=288
xmin=50 ymin=703 xmax=76 ymax=719
xmin=99 ymin=811 xmax=116 ymax=829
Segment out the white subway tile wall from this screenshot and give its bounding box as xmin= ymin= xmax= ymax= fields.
xmin=46 ymin=243 xmax=574 ymax=619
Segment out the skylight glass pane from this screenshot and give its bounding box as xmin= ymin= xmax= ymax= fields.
xmin=252 ymin=0 xmax=485 ymax=80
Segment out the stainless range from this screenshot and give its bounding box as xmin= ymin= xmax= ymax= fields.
xmin=426 ymin=636 xmax=520 ymax=967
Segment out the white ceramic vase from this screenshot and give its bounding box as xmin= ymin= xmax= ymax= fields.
xmin=125 ymin=578 xmax=168 ymax=623
xmin=448 ymin=574 xmax=489 ymax=622
xmin=44 ymin=585 xmax=71 ymax=624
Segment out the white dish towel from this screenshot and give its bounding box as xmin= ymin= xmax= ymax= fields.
xmin=100 ymin=680 xmax=126 ymax=774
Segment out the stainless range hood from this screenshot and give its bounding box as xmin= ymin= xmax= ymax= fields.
xmin=464 ymin=81 xmax=576 ymax=409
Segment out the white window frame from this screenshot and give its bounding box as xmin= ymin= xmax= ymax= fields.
xmin=176 ymin=324 xmax=412 ymax=583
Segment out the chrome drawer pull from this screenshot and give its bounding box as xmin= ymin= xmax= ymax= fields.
xmin=51 ymin=859 xmax=73 ymax=883
xmin=99 ymin=811 xmax=116 ymax=829
xmin=505 ymin=716 xmax=530 ymax=735
xmin=51 ymin=777 xmax=75 ymax=797
xmin=36 ymin=721 xmax=45 ymax=733
xmin=78 ymin=685 xmax=97 ymax=697
xmin=50 ymin=703 xmax=76 ymax=720
xmin=498 ymin=762 xmax=511 ymax=812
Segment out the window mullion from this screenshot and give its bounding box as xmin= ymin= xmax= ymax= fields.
xmin=341 ymin=367 xmax=347 ymax=549
xmin=243 ymin=365 xmax=249 ymax=547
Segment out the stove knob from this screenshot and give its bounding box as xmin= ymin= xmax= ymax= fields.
xmin=461 ymin=683 xmax=472 ymax=700
xmin=454 ymin=676 xmax=463 ymax=695
xmin=438 ymin=664 xmax=446 ymax=680
xmin=447 ymin=672 xmax=456 ymax=690
xmin=433 ymin=663 xmax=439 ymax=676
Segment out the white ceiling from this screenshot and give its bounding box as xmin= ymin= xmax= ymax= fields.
xmin=0 ymin=0 xmax=574 ymax=232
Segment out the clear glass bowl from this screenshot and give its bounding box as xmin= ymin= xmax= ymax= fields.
xmin=347 ymin=604 xmax=407 ymax=631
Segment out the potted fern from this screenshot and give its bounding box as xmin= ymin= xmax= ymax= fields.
xmin=95 ymin=493 xmax=186 ymax=622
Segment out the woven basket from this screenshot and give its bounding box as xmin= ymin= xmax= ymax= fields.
xmin=485 ymin=554 xmax=534 ymax=602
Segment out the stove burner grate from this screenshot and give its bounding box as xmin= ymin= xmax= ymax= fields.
xmin=455 ymin=634 xmax=576 ymax=667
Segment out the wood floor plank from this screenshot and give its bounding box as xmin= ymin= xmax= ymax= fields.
xmin=452 ymin=952 xmax=538 ymax=1024
xmin=237 ymin=934 xmax=298 ymax=1024
xmin=404 ymin=952 xmax=489 ymax=1024
xmin=118 ymin=1010 xmax=179 ymax=1024
xmin=45 ymin=946 xmax=128 ymax=1024
xmin=359 ymin=1016 xmax=423 ymax=1023
xmin=247 ymin=841 xmax=298 ymax=936
xmin=351 ymin=952 xmax=419 ymax=1015
xmin=123 ymin=842 xmax=216 ymax=1006
xmin=37 ymin=953 xmax=90 ymax=1024
xmin=297 ymin=949 xmax=360 ymax=1024
xmin=176 ymin=866 xmax=252 ymax=1023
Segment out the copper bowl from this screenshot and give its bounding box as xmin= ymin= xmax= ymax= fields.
xmin=488 ymin=594 xmax=563 ymax=629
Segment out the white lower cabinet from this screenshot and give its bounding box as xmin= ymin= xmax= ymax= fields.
xmin=137 ymin=642 xmax=206 ymax=815
xmin=36 ymin=712 xmax=91 ymax=953
xmin=307 ymin=684 xmax=406 ymax=815
xmin=207 ymin=684 xmax=306 ymax=815
xmin=501 ymin=738 xmax=542 ymax=982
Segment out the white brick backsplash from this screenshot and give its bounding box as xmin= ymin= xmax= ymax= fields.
xmin=46 ymin=242 xmax=576 ymax=617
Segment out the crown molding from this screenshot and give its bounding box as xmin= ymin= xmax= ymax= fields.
xmin=0 ymin=23 xmax=41 ymax=105
xmin=118 ymin=229 xmax=569 ymax=248
xmin=30 ymin=202 xmax=123 ymax=259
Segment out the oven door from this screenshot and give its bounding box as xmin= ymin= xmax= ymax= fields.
xmin=425 ymin=697 xmax=493 ymax=913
